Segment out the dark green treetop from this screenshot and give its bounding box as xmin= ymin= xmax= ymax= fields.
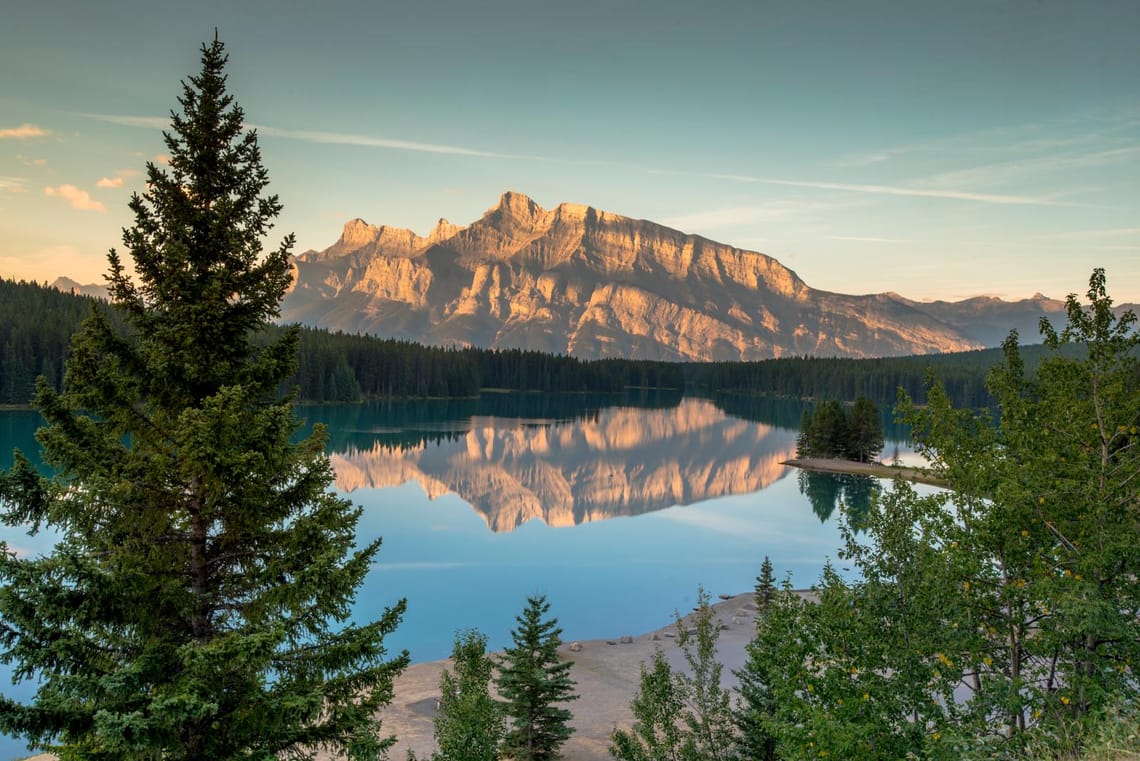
xmin=0 ymin=38 xmax=406 ymax=759
xmin=496 ymin=594 xmax=578 ymax=761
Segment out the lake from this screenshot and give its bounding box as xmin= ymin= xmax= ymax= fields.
xmin=0 ymin=392 xmax=903 ymax=758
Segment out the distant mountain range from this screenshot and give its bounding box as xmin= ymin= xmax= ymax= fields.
xmin=279 ymin=192 xmax=1082 ymax=361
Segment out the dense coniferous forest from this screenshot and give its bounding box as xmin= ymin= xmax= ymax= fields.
xmin=4 ymin=277 xmax=1086 ymax=408
xmin=683 ymin=345 xmax=1088 ymax=407
xmin=0 ymin=279 xmax=683 ymax=404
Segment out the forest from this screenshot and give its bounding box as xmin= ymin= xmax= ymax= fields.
xmin=1 ymin=276 xmax=1044 ymax=409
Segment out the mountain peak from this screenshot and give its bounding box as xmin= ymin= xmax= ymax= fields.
xmin=428 ymin=217 xmax=461 ymax=243
xmin=494 ymin=190 xmax=544 ymax=218
xmin=283 ymin=191 xmax=1072 ymax=361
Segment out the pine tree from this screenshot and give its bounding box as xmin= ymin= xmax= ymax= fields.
xmin=845 ymin=396 xmax=884 ymax=463
xmin=0 ymin=38 xmax=407 ymax=759
xmin=753 ymin=556 xmax=775 ymax=614
xmin=496 ymin=595 xmax=578 ymax=761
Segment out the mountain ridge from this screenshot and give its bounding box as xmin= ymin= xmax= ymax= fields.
xmin=289 ymin=191 xmax=1063 ymax=361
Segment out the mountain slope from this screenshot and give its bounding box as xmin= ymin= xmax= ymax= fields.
xmin=282 ymin=192 xmax=1065 ymax=361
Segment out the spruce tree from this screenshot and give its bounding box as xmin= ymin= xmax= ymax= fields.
xmin=753 ymin=556 xmax=775 ymax=614
xmin=496 ymin=595 xmax=578 ymax=761
xmin=0 ymin=38 xmax=407 ymax=759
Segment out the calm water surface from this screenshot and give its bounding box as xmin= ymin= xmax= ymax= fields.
xmin=0 ymin=393 xmax=903 ymax=758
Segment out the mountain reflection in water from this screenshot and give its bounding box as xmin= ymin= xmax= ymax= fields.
xmin=325 ymin=397 xmax=798 ymax=532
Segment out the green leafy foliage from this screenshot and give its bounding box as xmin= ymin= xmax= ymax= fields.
xmin=495 ymin=595 xmax=578 ymax=761
xmin=0 ymin=39 xmax=407 ymax=759
xmin=737 ymin=269 xmax=1140 ymax=759
xmin=611 ymin=590 xmax=736 ymax=761
xmin=415 ymin=630 xmax=503 ymax=761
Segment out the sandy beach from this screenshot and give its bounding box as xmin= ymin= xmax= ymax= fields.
xmin=370 ymin=591 xmax=759 ymax=761
xmin=18 ymin=593 xmax=762 ymax=761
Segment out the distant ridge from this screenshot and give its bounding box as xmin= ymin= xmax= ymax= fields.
xmin=280 ymin=192 xmax=1089 ymax=361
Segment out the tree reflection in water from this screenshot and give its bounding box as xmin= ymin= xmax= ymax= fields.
xmin=797 ymin=470 xmax=879 ymax=527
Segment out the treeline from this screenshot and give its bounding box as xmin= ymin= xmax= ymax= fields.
xmin=684 ymin=347 xmax=1081 ymax=408
xmin=0 ymin=279 xmax=113 ymax=405
xmin=2 ymin=277 xmax=1082 ymax=409
xmin=0 ymin=279 xmax=684 ymax=404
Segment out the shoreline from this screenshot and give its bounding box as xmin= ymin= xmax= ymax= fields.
xmin=356 ymin=592 xmax=765 ymax=761
xmin=782 ymin=456 xmax=950 ymax=489
xmin=19 ymin=592 xmax=784 ymax=761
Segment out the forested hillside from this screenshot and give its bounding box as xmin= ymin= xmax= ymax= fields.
xmin=0 ymin=278 xmax=684 ymax=404
xmin=0 ymin=279 xmax=111 ymax=405
xmin=685 ymin=344 xmax=1086 ymax=407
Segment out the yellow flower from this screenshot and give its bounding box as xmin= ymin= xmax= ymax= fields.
xmin=863 ymin=692 xmax=870 ymax=701
xmin=933 ymin=731 xmax=942 ymax=741
xmin=1061 ymin=695 xmax=1071 ymax=706
xmin=983 ymin=656 xmax=993 ymax=667
xmin=1021 ymin=529 xmax=1029 ymax=537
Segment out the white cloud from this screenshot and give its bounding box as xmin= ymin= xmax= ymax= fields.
xmin=663 ymin=200 xmax=846 ymax=231
xmin=86 ymin=112 xmax=549 ymax=161
xmin=96 ymin=176 xmax=124 ymax=188
xmin=85 ymin=114 xmax=168 ymax=129
xmin=760 ymin=177 xmax=1068 ymax=206
xmin=153 ymin=154 xmax=170 ymax=165
xmin=44 ymin=184 xmax=107 ymax=212
xmin=248 ymin=123 xmax=544 ymax=160
xmin=919 ymin=146 xmax=1140 ymax=190
xmin=0 ymin=123 xmax=49 ymax=139
xmin=827 ymin=235 xmax=917 ymax=244
xmin=0 ymin=176 xmax=26 ymax=192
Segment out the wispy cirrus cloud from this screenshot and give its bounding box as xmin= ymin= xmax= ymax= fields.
xmin=0 ymin=123 xmax=50 ymax=139
xmin=249 ymin=123 xmax=545 ymax=160
xmin=84 ymin=112 xmax=547 ymax=161
xmin=827 ymin=235 xmax=919 ymax=244
xmin=919 ymin=146 xmax=1140 ymax=190
xmin=44 ymin=184 xmax=107 ymax=212
xmin=715 ymin=175 xmax=1069 ymax=206
xmin=85 ymin=114 xmax=167 ymax=129
xmin=0 ymin=176 xmax=26 ymax=192
xmin=662 ymin=199 xmax=849 ymax=230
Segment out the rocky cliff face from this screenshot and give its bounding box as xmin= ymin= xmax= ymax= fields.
xmin=282 ymin=192 xmax=1068 ymax=360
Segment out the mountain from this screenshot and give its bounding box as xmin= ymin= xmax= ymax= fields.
xmin=328 ymin=397 xmax=797 ymax=532
xmin=284 ymin=191 xmax=1062 ymax=361
xmin=50 ymin=277 xmax=108 ymax=300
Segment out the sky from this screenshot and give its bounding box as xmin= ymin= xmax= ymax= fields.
xmin=1 ymin=0 xmax=1137 ymax=303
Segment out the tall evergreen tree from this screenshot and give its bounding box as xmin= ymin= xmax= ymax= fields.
xmin=753 ymin=556 xmax=775 ymax=614
xmin=0 ymin=38 xmax=406 ymax=759
xmin=845 ymin=395 xmax=884 ymax=463
xmin=496 ymin=595 xmax=578 ymax=761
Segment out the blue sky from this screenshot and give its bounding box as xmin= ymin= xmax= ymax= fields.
xmin=1 ymin=0 xmax=1137 ymax=302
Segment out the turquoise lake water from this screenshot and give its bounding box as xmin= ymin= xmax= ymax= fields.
xmin=0 ymin=393 xmax=897 ymax=758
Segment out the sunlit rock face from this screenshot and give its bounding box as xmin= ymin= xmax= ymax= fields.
xmin=282 ymin=192 xmax=996 ymax=360
xmin=327 ymin=397 xmax=798 ymax=532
